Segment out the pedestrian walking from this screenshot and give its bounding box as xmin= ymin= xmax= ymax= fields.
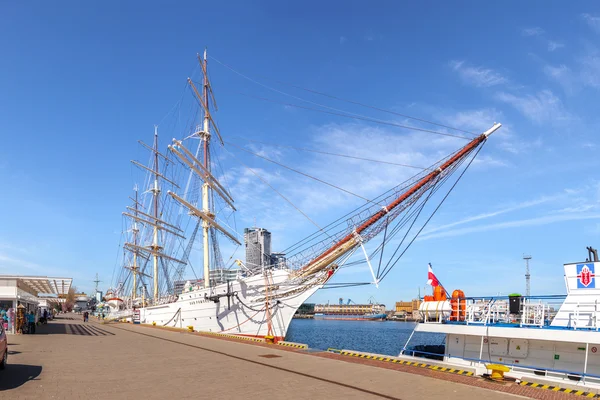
xmin=27 ymin=311 xmax=36 ymax=334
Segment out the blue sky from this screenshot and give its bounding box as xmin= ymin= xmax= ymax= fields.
xmin=1 ymin=2 xmax=600 ymax=307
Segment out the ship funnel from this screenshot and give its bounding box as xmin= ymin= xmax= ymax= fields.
xmin=587 ymin=246 xmax=599 ymax=262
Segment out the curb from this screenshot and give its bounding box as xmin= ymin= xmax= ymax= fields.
xmin=519 ymin=381 xmax=600 ymax=398
xmin=277 ymin=341 xmax=308 ymax=349
xmin=200 ymin=331 xmax=265 ymax=343
xmin=337 ymin=350 xmax=474 ymax=377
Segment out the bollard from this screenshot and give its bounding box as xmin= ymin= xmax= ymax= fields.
xmin=486 ymin=364 xmax=510 ymax=381
xmin=187 ymin=326 xmax=194 ymax=332
xmin=152 ymin=321 xmax=156 ymax=326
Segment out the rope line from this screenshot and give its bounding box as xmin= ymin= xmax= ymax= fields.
xmin=238 ymin=92 xmax=472 ymax=140
xmin=231 ymin=137 xmax=426 ymax=169
xmin=226 ymin=141 xmax=377 ymax=205
xmin=209 ymin=54 xmax=476 ymax=138
xmin=223 ymin=147 xmax=327 ymax=234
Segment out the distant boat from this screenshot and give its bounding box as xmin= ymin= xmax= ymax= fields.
xmin=314 ymin=313 xmax=387 ymax=321
xmin=314 ymin=299 xmax=387 ymax=321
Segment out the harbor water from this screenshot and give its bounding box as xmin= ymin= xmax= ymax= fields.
xmin=285 ymin=319 xmax=444 ymax=356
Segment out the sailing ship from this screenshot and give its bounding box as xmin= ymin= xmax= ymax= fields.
xmin=113 ymin=50 xmax=501 ymax=341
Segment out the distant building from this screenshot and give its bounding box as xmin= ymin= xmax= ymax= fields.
xmin=209 ymin=268 xmax=239 ymax=285
xmin=395 ymin=299 xmax=421 ymax=314
xmin=74 ymin=293 xmax=90 ymax=311
xmin=95 ymin=291 xmax=103 ymax=303
xmin=296 ymin=303 xmax=315 ymax=315
xmin=270 ymin=252 xmax=286 ymax=268
xmin=174 ymin=279 xmax=203 ymax=295
xmin=394 ymin=299 xmax=421 ymax=320
xmin=244 ymin=228 xmax=271 ymax=270
xmin=174 ymin=269 xmax=240 ymax=294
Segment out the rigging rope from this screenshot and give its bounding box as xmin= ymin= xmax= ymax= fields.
xmin=238 ymin=92 xmax=472 ymax=140
xmin=226 ymin=141 xmax=378 ymax=205
xmin=377 ymin=142 xmax=484 ymax=282
xmin=208 ymin=55 xmax=476 ymax=139
xmin=280 ymin=148 xmax=457 ymax=257
xmin=223 ymin=146 xmax=327 ymax=234
xmin=262 ymin=79 xmax=480 ymax=136
xmin=230 ymin=137 xmax=426 ymax=170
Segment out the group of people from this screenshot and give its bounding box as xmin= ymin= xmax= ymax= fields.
xmin=82 ymin=311 xmax=89 ymax=322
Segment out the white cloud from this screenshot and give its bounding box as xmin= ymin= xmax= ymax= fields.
xmin=543 ymin=64 xmax=575 ymax=93
xmin=440 ymin=108 xmax=505 ymax=133
xmin=522 ymin=27 xmax=545 ymax=36
xmin=450 ymin=60 xmax=508 ymax=88
xmin=418 ymin=182 xmax=600 ymax=241
xmin=496 ymin=136 xmax=543 ymax=155
xmin=422 ymin=194 xmax=563 ymax=237
xmin=582 ymin=13 xmax=600 ymax=33
xmin=547 ymin=41 xmax=565 ymax=52
xmin=437 ymin=108 xmax=537 ymax=156
xmin=419 ymin=213 xmax=600 ymax=241
xmin=495 ymin=90 xmax=572 ymax=125
xmin=580 ymin=53 xmax=600 ymax=88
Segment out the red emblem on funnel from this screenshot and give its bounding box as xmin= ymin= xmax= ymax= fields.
xmin=578 ymin=265 xmax=595 ymax=287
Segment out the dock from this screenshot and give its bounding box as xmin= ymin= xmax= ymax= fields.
xmin=1 ymin=315 xmax=581 ymax=399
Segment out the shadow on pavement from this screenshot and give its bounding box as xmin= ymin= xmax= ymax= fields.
xmin=0 ymin=364 xmax=42 ymax=390
xmin=34 ymin=320 xmax=115 ymax=336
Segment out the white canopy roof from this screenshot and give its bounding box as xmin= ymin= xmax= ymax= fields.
xmin=0 ymin=275 xmax=73 ymax=296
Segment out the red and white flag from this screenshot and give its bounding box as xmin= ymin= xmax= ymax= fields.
xmin=426 ymin=263 xmax=440 ymax=287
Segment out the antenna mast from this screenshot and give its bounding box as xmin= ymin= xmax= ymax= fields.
xmin=93 ymin=273 xmax=101 ymax=294
xmin=523 ymin=254 xmax=532 ymax=297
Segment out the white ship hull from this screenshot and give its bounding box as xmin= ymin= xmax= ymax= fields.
xmin=139 ymin=268 xmax=326 ymax=340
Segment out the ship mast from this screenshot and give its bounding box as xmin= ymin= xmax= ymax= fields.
xmin=202 ymin=49 xmax=211 ymax=289
xmin=132 ymin=185 xmax=139 ymax=299
xmin=166 ymin=50 xmax=239 ymax=290
xmin=151 ymin=126 xmax=161 ymax=301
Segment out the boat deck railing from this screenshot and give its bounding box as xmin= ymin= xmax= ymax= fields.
xmin=404 ymin=347 xmax=600 ymax=387
xmin=422 ymin=295 xmax=600 ymax=330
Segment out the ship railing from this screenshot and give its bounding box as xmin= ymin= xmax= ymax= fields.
xmin=570 ymin=300 xmax=600 ymax=330
xmin=435 ymin=295 xmax=567 ymax=327
xmin=405 ymin=348 xmax=600 ymax=387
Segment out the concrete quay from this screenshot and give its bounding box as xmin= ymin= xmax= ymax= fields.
xmin=0 ymin=316 xmax=577 ymax=399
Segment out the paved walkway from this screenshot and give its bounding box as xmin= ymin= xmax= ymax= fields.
xmin=1 ymin=316 xmax=532 ymax=399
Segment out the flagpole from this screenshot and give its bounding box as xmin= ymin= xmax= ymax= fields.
xmin=427 ymin=263 xmax=451 ymax=298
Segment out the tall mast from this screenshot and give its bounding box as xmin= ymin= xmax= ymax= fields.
xmin=202 ymin=49 xmax=211 ymax=289
xmin=132 ymin=185 xmax=139 ymax=300
xmin=152 ymin=126 xmax=161 ymax=301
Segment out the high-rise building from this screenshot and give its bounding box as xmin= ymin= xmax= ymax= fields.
xmin=244 ymin=227 xmax=271 ymax=270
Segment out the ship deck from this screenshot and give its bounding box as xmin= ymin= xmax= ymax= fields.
xmin=1 ymin=315 xmax=588 ymax=400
